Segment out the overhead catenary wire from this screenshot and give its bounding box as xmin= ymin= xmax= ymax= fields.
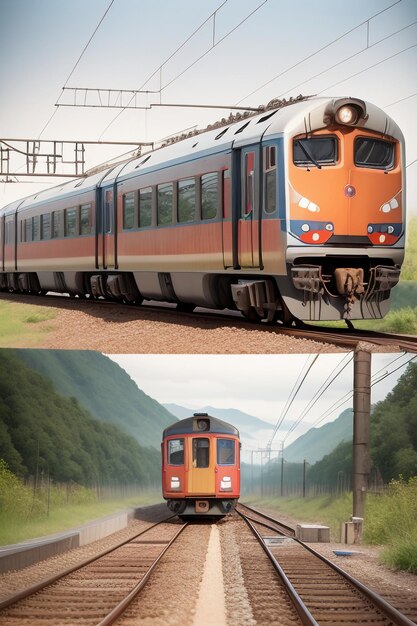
xmin=282 ymin=353 xmax=354 ymax=444
xmin=235 ymin=0 xmax=403 ymax=104
xmin=38 ymin=0 xmax=116 ymax=139
xmin=98 ymin=0 xmax=269 ymax=139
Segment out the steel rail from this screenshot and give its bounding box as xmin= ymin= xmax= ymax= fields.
xmin=238 ymin=503 xmax=416 ymax=626
xmin=0 ymin=515 xmax=177 ymax=611
xmin=95 ymin=522 xmax=188 ymax=626
xmin=236 ymin=508 xmax=319 ymax=626
xmin=1 ymin=290 xmax=416 ymax=352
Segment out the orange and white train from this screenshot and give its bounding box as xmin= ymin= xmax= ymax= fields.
xmin=0 ymin=96 xmax=405 ymax=323
xmin=161 ymin=413 xmax=240 ymax=517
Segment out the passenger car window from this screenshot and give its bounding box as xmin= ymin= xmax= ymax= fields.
xmin=168 ymin=439 xmax=184 ymax=465
xmin=80 ymin=203 xmax=92 ymax=235
xmin=158 ymin=183 xmax=173 ymax=225
xmin=193 ymin=438 xmax=209 ymax=468
xmin=52 ymin=210 xmax=62 ymax=238
xmin=354 ymin=137 xmax=394 ymax=169
xmin=217 ymin=439 xmax=235 ymax=465
xmin=139 ymin=187 xmax=152 ymax=228
xmin=123 ymin=193 xmax=135 ymax=230
xmin=65 ymin=208 xmax=77 ymax=237
xmin=293 ymin=137 xmax=337 ymax=166
xmin=40 ymin=214 xmax=51 ymax=240
xmin=178 ymin=178 xmax=196 ymax=223
xmin=201 ymin=173 xmax=218 ymax=220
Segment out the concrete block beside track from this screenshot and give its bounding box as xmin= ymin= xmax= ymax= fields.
xmin=0 ymin=508 xmax=137 ymax=573
xmin=296 ymin=523 xmax=330 ymax=542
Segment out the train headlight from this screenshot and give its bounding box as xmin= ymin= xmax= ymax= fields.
xmin=336 ymin=105 xmax=359 ymax=125
xmin=170 ymin=477 xmax=180 ymax=490
xmin=298 ymin=196 xmax=319 ymax=213
xmin=220 ymin=476 xmax=232 ymax=491
xmin=380 ymin=197 xmax=399 ymax=214
xmin=290 ymin=220 xmax=334 ymax=244
xmin=367 ymin=223 xmax=402 ymax=245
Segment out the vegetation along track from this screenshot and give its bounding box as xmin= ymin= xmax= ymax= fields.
xmin=236 ymin=504 xmax=416 ymax=625
xmin=0 ymin=517 xmax=186 ymax=626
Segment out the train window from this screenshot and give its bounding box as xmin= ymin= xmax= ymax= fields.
xmin=193 ymin=438 xmax=210 ymax=468
xmin=24 ymin=218 xmax=32 ymax=242
xmin=223 ymin=169 xmax=231 ymax=218
xmin=264 ymin=145 xmax=277 ymax=214
xmin=80 ymin=203 xmax=92 ymax=235
xmin=158 ymin=183 xmax=173 ymax=226
xmin=123 ymin=193 xmax=135 ymax=230
xmin=168 ymin=439 xmax=184 ymax=465
xmin=52 ymin=210 xmax=62 ymax=238
xmin=217 ymin=439 xmax=235 ymax=465
xmin=104 ymin=189 xmax=113 ymax=234
xmin=178 ymin=178 xmax=196 ymax=223
xmin=65 ymin=208 xmax=77 ymax=237
xmin=354 ymin=137 xmax=394 ymax=169
xmin=293 ymin=137 xmax=337 ymax=166
xmin=32 ymin=215 xmax=40 ymax=241
xmin=40 ymin=214 xmax=51 ymax=240
xmin=201 ymin=173 xmax=218 ymax=220
xmin=139 ymin=187 xmax=152 ymax=228
xmin=243 ymin=152 xmax=255 ymax=217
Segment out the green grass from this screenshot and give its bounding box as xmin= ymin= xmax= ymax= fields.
xmin=245 ymin=477 xmax=417 ymax=573
xmin=0 ymin=493 xmax=163 ymax=546
xmin=243 ymin=493 xmax=352 ymax=540
xmin=0 ymin=300 xmax=56 ymax=347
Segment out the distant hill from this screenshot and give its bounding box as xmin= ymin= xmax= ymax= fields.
xmin=18 ymin=350 xmax=176 ymax=449
xmin=163 ymin=403 xmax=273 ymax=448
xmin=284 ymin=408 xmax=353 ymax=464
xmin=0 ymin=350 xmax=159 ymax=485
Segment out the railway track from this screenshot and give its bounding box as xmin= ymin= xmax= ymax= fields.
xmin=1 ymin=290 xmax=416 ymax=353
xmin=236 ymin=503 xmax=416 ymax=626
xmin=0 ymin=517 xmax=186 ymax=626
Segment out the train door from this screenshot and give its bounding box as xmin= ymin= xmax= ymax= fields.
xmin=187 ymin=437 xmax=215 ymax=495
xmin=99 ymin=185 xmax=116 ymax=269
xmin=237 ymin=146 xmax=261 ymax=268
xmin=1 ymin=214 xmax=4 ymax=272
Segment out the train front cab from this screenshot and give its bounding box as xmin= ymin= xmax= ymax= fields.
xmin=162 ymin=414 xmax=240 ymax=517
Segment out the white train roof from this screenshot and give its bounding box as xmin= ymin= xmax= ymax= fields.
xmin=0 ymin=96 xmax=404 ymax=215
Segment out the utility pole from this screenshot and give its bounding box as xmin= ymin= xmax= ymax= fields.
xmin=303 ymin=459 xmax=307 ymax=498
xmin=280 ymin=442 xmax=284 ymax=497
xmin=353 ymin=345 xmax=372 ymax=519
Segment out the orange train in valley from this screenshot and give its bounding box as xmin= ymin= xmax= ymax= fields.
xmin=161 ymin=413 xmax=240 ymax=517
xmin=0 ymin=96 xmax=405 ymax=323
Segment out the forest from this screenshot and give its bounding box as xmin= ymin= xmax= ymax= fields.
xmin=0 ymin=350 xmax=160 ymax=487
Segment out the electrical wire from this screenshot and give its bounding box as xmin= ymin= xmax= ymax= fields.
xmin=268 ymin=354 xmax=319 ymax=445
xmin=282 ymin=353 xmax=354 ymax=444
xmin=235 ymin=0 xmax=402 ymax=104
xmin=98 ymin=0 xmax=268 ymax=139
xmin=38 ymin=0 xmax=116 ymax=139
xmin=317 ymin=41 xmax=417 ymax=95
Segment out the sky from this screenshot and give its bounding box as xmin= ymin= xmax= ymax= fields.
xmin=1 ymin=0 xmax=416 ymax=214
xmin=108 ymin=352 xmax=416 ymax=456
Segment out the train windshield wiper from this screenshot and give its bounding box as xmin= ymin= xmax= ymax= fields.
xmin=296 ymin=140 xmax=322 ymax=170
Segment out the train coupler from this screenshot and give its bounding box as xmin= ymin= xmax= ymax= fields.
xmin=334 ymin=268 xmax=365 ymax=319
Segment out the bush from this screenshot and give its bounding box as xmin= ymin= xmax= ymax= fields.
xmin=365 ymin=477 xmax=417 ymax=571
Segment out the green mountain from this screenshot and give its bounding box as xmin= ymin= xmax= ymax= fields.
xmin=0 ymin=350 xmax=159 ymax=485
xmin=307 ymin=361 xmax=417 ymax=487
xmin=163 ymin=403 xmax=273 ymax=447
xmin=18 ymin=350 xmax=176 ymax=449
xmin=283 ymin=408 xmax=353 ymax=464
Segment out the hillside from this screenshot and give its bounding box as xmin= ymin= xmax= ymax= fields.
xmin=0 ymin=350 xmax=159 ymax=485
xmin=308 ymin=361 xmax=417 ymax=487
xmin=163 ymin=403 xmax=273 ymax=447
xmin=284 ymin=408 xmax=353 ymax=463
xmin=18 ymin=350 xmax=176 ymax=449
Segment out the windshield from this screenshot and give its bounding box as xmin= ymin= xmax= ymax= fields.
xmin=293 ymin=137 xmax=337 ymax=167
xmin=354 ymin=137 xmax=394 ymax=169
